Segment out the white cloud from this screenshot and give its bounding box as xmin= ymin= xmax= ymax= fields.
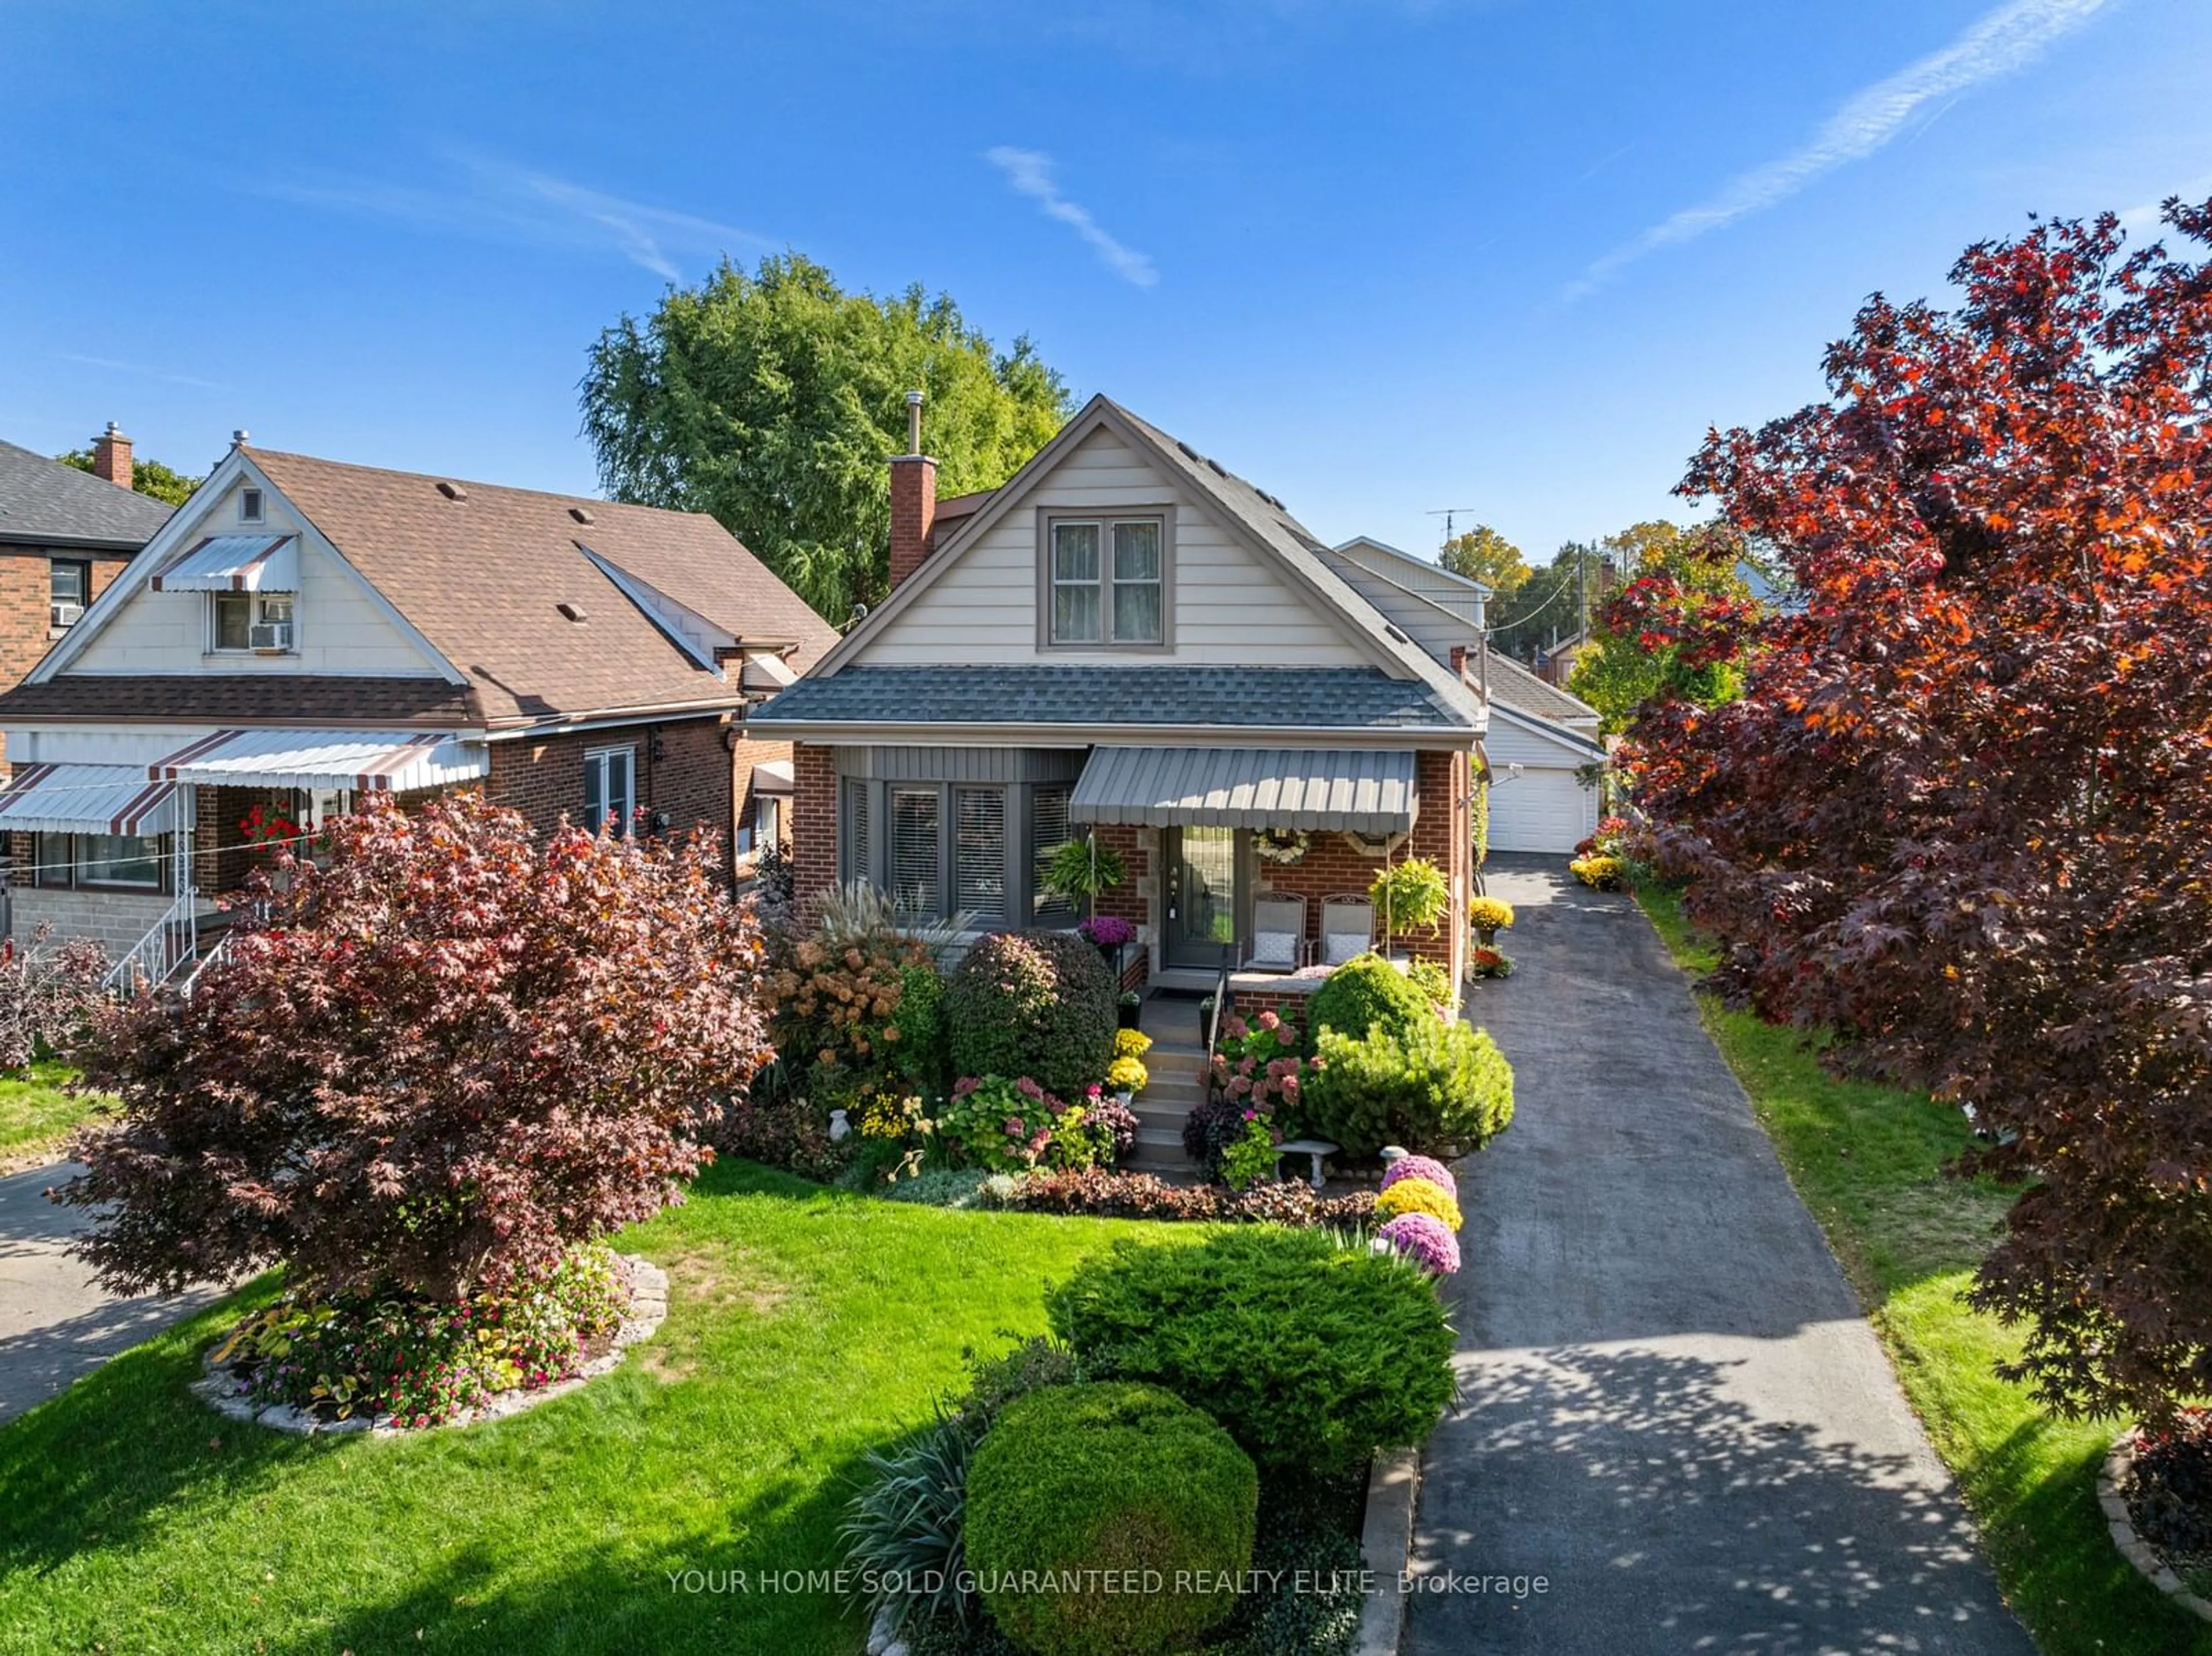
xmin=986 ymin=147 xmax=1158 ymax=288
xmin=1565 ymin=0 xmax=2115 ymax=302
xmin=258 ymin=153 xmax=765 ymax=281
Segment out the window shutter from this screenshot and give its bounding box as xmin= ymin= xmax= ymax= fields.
xmin=1031 ymin=786 xmax=1074 ymax=918
xmin=842 ymin=778 xmax=871 ymax=883
xmin=954 ymin=787 xmax=1006 ymax=919
xmin=890 ymin=787 xmax=941 ymax=919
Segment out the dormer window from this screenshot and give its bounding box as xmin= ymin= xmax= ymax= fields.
xmin=213 ymin=591 xmax=294 ymax=653
xmin=1041 ymin=511 xmax=1172 ymax=650
xmin=240 ymin=487 xmax=264 ymax=524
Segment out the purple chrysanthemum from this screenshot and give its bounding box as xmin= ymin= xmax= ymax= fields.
xmin=1380 ymin=1154 xmax=1456 ymax=1193
xmin=1377 ymin=1212 xmax=1460 ymax=1275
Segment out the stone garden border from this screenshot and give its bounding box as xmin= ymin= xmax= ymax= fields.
xmin=2100 ymin=1430 xmax=2212 ymax=1625
xmin=191 ymin=1254 xmax=669 ymax=1437
xmin=1357 ymin=1445 xmax=1422 ymax=1656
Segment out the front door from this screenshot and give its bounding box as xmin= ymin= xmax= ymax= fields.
xmin=1165 ymin=826 xmax=1242 ymax=970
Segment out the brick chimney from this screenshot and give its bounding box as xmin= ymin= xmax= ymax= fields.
xmin=90 ymin=422 xmax=133 ymax=491
xmin=888 ymin=389 xmax=937 ymax=590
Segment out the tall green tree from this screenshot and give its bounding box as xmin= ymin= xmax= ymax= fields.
xmin=1437 ymin=524 xmax=1529 ymax=597
xmin=1486 ymin=542 xmax=1588 ymax=662
xmin=581 ymin=253 xmax=1074 ymax=622
xmin=1567 ymin=521 xmax=1758 ymax=733
xmin=56 ymin=449 xmax=201 ymax=506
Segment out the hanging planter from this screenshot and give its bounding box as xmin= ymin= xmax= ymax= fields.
xmin=1339 ymin=828 xmax=1408 ymax=859
xmin=1252 ymin=828 xmax=1310 ymax=865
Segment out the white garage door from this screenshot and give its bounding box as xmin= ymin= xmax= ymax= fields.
xmin=1488 ymin=767 xmax=1597 ymax=854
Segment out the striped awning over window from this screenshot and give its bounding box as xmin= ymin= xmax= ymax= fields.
xmin=0 ymin=763 xmax=182 ymax=835
xmin=1070 ymin=746 xmax=1419 ymax=835
xmin=149 ymin=729 xmax=487 ymax=792
xmin=149 ymin=533 xmax=300 ymax=593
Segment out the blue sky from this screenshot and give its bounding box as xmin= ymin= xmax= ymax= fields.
xmin=3 ymin=1 xmax=2205 ymax=569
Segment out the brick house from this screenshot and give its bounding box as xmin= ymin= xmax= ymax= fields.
xmin=0 ymin=436 xmax=832 ymax=977
xmin=0 ymin=425 xmax=174 ymax=766
xmin=749 ymin=394 xmax=1495 ymax=1018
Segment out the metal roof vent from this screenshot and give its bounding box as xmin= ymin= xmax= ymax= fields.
xmin=1207 ymin=457 xmax=1228 ymax=478
xmin=569 ymin=506 xmax=594 ymax=524
xmin=558 ymin=601 xmax=587 ymax=623
xmin=1176 ymin=441 xmax=1201 ymax=460
xmin=437 ymin=480 xmax=467 ymax=501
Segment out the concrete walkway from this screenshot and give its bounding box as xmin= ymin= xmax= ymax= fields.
xmin=0 ymin=1162 xmax=219 ymax=1424
xmin=1406 ymin=857 xmax=2030 ymax=1655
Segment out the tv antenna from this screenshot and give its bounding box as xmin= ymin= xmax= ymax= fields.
xmin=1426 ymin=507 xmax=1479 ymax=548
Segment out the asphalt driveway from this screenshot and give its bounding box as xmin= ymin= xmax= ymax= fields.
xmin=0 ymin=1161 xmax=221 ymax=1424
xmin=1405 ymin=855 xmax=2031 ymax=1655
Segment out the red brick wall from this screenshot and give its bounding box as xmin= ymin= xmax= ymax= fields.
xmin=0 ymin=548 xmax=130 ymax=771
xmin=791 ymin=741 xmax=838 ymax=905
xmin=888 ymin=456 xmax=938 ymax=589
xmin=1245 ymin=749 xmax=1468 ymax=977
xmin=487 ymin=715 xmax=735 ymax=870
xmin=1090 ymin=823 xmax=1150 ymax=932
xmin=732 ymin=734 xmax=793 ymax=871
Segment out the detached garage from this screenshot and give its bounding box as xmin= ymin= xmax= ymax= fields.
xmin=1484 ymin=704 xmax=1604 ymax=854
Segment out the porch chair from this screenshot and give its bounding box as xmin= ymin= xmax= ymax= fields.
xmin=1317 ymin=895 xmax=1376 ymax=967
xmin=1243 ymin=893 xmax=1308 ymax=973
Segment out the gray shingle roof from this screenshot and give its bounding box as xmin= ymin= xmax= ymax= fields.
xmin=0 ymin=439 xmax=174 ymax=548
xmin=1484 ymin=650 xmax=1600 ymax=728
xmin=751 ymin=664 xmax=1473 ymax=732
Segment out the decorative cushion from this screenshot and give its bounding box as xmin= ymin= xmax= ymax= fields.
xmin=1251 ymin=929 xmax=1298 ymax=967
xmin=1322 ymin=930 xmax=1367 ymax=966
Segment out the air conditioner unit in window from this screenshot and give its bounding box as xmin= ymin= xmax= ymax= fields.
xmin=249 ymin=620 xmax=294 ymax=651
xmin=49 ymin=601 xmax=83 ymax=629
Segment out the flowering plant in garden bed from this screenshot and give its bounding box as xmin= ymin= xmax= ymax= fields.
xmin=1078 ymin=915 xmax=1135 ymax=950
xmin=1219 ymin=1110 xmax=1281 ymax=1190
xmin=1376 ymin=1173 xmax=1463 ymax=1231
xmin=937 ymin=1076 xmax=1129 ymax=1173
xmin=1573 ymin=815 xmax=1633 ymax=861
xmin=1380 ymin=1154 xmax=1456 ymax=1193
xmin=2125 ymin=1407 xmax=2212 ymax=1585
xmin=1569 ymin=854 xmax=1625 ymax=890
xmin=990 ymin=1168 xmax=1376 ymax=1227
xmin=1376 ymin=1212 xmax=1460 ymax=1276
xmin=1469 ymin=945 xmax=1515 ymax=979
xmin=214 ymin=1244 xmax=631 ymax=1427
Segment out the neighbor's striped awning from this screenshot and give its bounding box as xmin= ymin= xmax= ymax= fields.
xmin=1070 ymin=746 xmax=1419 ymax=835
xmin=0 ymin=763 xmax=182 ymax=836
xmin=150 ymin=729 xmax=488 ymax=793
xmin=149 ymin=533 xmax=301 ymax=593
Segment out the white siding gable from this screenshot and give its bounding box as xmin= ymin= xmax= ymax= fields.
xmin=855 ymin=427 xmax=1372 ymax=668
xmin=63 ymin=478 xmax=445 ymax=679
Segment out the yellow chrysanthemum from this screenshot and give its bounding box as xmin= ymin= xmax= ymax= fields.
xmin=1375 ymin=1176 xmax=1463 ymax=1231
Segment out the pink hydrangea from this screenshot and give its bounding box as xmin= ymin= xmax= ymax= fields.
xmin=1377 ymin=1212 xmax=1460 ymax=1275
xmin=1381 ymin=1154 xmax=1456 ymax=1193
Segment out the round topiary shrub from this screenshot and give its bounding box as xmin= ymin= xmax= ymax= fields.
xmin=1048 ymin=1229 xmax=1456 ymax=1482
xmin=946 ymin=931 xmax=1117 ymax=1100
xmin=1304 ymin=1017 xmax=1516 ymax=1158
xmin=965 ymin=1381 xmax=1257 ymax=1656
xmin=1306 ymin=952 xmax=1435 ymax=1045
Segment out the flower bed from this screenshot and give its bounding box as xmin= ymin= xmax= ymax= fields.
xmin=986 ymin=1167 xmax=1375 ymax=1227
xmin=194 ymin=1248 xmax=668 ymax=1436
xmin=2111 ymin=1413 xmax=2212 ymax=1621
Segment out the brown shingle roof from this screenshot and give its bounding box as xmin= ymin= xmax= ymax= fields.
xmin=0 ymin=674 xmax=477 ymax=726
xmin=247 ymin=450 xmax=839 ymax=728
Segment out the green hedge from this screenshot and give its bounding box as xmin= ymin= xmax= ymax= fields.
xmin=946 ymin=931 xmax=1116 ymax=1101
xmin=1047 ymin=1229 xmax=1456 ymax=1482
xmin=1305 ymin=1015 xmax=1514 ymax=1158
xmin=965 ymin=1382 xmax=1256 ymax=1656
xmin=1305 ymin=953 xmax=1434 ymax=1045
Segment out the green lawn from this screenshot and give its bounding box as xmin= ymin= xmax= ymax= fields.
xmin=1637 ymin=885 xmax=2212 ymax=1656
xmin=0 ymin=1060 xmax=103 ymax=1161
xmin=0 ymin=1161 xmax=1164 ymax=1655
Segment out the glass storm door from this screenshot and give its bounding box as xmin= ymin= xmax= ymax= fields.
xmin=1165 ymin=827 xmax=1240 ymax=969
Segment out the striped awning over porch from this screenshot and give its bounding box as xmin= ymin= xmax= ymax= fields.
xmin=0 ymin=763 xmax=183 ymax=835
xmin=149 ymin=729 xmax=488 ymax=793
xmin=1070 ymin=746 xmax=1420 ymax=835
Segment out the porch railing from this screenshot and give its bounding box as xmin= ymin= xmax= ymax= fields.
xmin=101 ymin=886 xmax=199 ymax=998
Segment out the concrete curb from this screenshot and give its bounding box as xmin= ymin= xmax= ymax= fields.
xmin=192 ymin=1253 xmax=669 ymax=1437
xmin=2099 ymin=1431 xmax=2212 ymax=1624
xmin=1357 ymin=1446 xmax=1421 ymax=1656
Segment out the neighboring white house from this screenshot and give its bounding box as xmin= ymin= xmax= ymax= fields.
xmin=1328 ymin=536 xmax=1603 ymax=854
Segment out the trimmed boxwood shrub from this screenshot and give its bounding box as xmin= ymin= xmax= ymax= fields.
xmin=1306 ymin=952 xmax=1434 ymax=1044
xmin=965 ymin=1381 xmax=1256 ymax=1656
xmin=946 ymin=931 xmax=1116 ymax=1100
xmin=1048 ymin=1229 xmax=1456 ymax=1481
xmin=1304 ymin=1017 xmax=1514 ymax=1158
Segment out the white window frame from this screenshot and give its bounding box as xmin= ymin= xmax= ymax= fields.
xmin=209 ymin=590 xmax=296 ymax=654
xmin=583 ymin=744 xmax=637 ymax=838
xmin=1038 ymin=507 xmax=1174 ymax=652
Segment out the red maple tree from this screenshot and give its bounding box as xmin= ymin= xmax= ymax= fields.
xmin=56 ymin=791 xmax=771 ymax=1302
xmin=1623 ymin=199 xmax=2212 ymax=1423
